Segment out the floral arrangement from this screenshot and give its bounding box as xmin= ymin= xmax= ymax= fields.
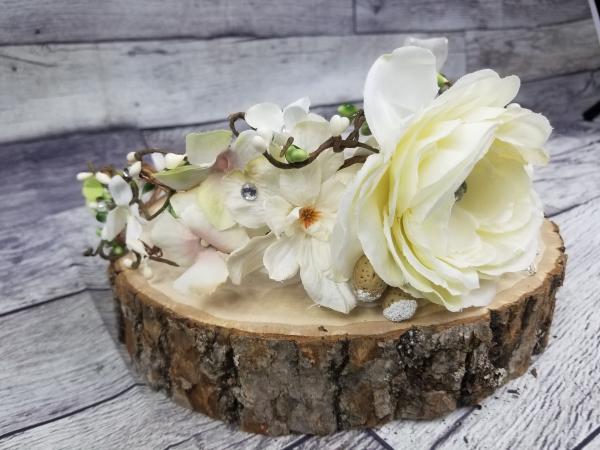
xmin=78 ymin=37 xmax=551 ymax=322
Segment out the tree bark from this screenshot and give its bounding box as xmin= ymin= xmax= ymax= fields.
xmin=110 ymin=220 xmax=566 ymax=436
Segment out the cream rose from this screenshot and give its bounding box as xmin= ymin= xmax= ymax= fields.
xmin=332 ymin=41 xmax=552 ymax=311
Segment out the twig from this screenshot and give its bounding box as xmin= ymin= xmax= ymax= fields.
xmin=228 ymin=112 xmax=245 ymax=136
xmin=340 ymin=154 xmax=369 ymax=169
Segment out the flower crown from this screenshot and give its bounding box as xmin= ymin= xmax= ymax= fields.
xmin=78 ymin=37 xmax=551 ymax=322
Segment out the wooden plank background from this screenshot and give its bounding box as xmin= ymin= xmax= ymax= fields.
xmin=0 ymin=0 xmax=598 ymax=144
xmin=1 ymin=1 xmax=600 ymax=448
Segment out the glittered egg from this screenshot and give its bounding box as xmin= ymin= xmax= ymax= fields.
xmin=382 ymin=287 xmax=418 ymax=322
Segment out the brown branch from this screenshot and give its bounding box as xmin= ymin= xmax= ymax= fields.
xmin=228 ymin=112 xmax=245 ymax=136
xmin=136 ymin=190 xmax=175 ymax=221
xmin=134 ymin=148 xmax=172 ymax=160
xmin=340 ymin=154 xmax=369 ymax=169
xmin=279 ymin=136 xmax=295 ymax=157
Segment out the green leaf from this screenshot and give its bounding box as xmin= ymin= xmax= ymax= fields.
xmin=142 ymin=183 xmax=155 ymax=194
xmin=95 ymin=211 xmax=107 ymax=223
xmin=82 ymin=177 xmax=105 ymax=203
xmin=186 ymin=129 xmax=232 ymax=166
xmin=154 ymin=165 xmax=211 ymax=191
xmin=167 ymin=202 xmax=178 ymax=218
xmin=360 ymin=122 xmax=372 ymax=136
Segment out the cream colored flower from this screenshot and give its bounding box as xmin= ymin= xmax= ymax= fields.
xmin=227 ymin=151 xmax=358 ymax=313
xmin=332 ymin=42 xmax=551 ymax=311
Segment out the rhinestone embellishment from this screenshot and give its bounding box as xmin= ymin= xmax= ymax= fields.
xmin=241 ymin=183 xmax=258 ymax=201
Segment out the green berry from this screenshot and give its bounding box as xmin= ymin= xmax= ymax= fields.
xmin=337 ymin=103 xmax=359 ymax=118
xmin=112 ymin=245 xmax=125 ymax=256
xmin=95 ymin=211 xmax=107 ymax=223
xmin=285 ymin=145 xmax=309 ymax=163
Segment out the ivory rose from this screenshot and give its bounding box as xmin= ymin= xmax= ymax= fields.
xmin=332 ymin=41 xmax=551 ymax=311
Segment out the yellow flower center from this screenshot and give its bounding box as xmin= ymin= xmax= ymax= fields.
xmin=299 ymin=206 xmax=321 ymax=229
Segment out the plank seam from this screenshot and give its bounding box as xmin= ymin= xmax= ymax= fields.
xmin=353 ymin=17 xmax=594 ymax=36
xmin=281 ymin=434 xmax=312 ymax=449
xmin=366 ymin=428 xmax=395 ymax=450
xmin=546 ymin=194 xmax=600 ymax=219
xmin=0 ymin=286 xmax=111 ymax=319
xmin=0 ymin=383 xmax=143 ymax=442
xmin=0 ymin=31 xmax=361 ymax=49
xmin=572 ymin=424 xmax=600 ymax=450
xmin=427 ymin=407 xmax=477 ymax=450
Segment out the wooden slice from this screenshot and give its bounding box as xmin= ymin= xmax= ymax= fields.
xmin=110 ymin=219 xmax=566 ymax=436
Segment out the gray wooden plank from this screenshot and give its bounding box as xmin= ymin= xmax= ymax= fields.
xmin=535 ymin=127 xmax=600 ymax=217
xmin=0 ymin=34 xmax=466 ymax=143
xmin=0 ymin=0 xmax=353 ymax=45
xmin=355 ymin=0 xmax=592 ymax=33
xmin=376 ymin=194 xmax=600 ymax=449
xmin=0 ymin=292 xmax=134 ymax=437
xmin=0 ymin=207 xmax=108 ymax=315
xmin=517 ymin=70 xmax=600 ymax=125
xmin=165 ymin=429 xmax=381 ymax=450
xmin=466 ymin=20 xmax=600 ymax=82
xmin=0 ymin=129 xmax=144 ymax=229
xmin=0 ymin=383 xmax=301 ymax=450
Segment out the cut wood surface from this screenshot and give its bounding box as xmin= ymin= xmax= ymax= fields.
xmin=0 ymin=123 xmax=599 ymax=448
xmin=109 ymin=220 xmax=565 ymax=435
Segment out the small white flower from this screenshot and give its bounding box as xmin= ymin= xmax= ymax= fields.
xmin=126 ymin=152 xmax=137 ymax=163
xmin=227 ymin=150 xmax=358 ymax=313
xmin=329 ymin=115 xmax=350 ymax=137
xmin=234 ymin=98 xmax=333 ymax=167
xmin=101 ymin=175 xmax=146 ymax=256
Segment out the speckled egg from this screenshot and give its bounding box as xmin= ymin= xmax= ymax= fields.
xmin=351 ymin=255 xmax=387 ymax=303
